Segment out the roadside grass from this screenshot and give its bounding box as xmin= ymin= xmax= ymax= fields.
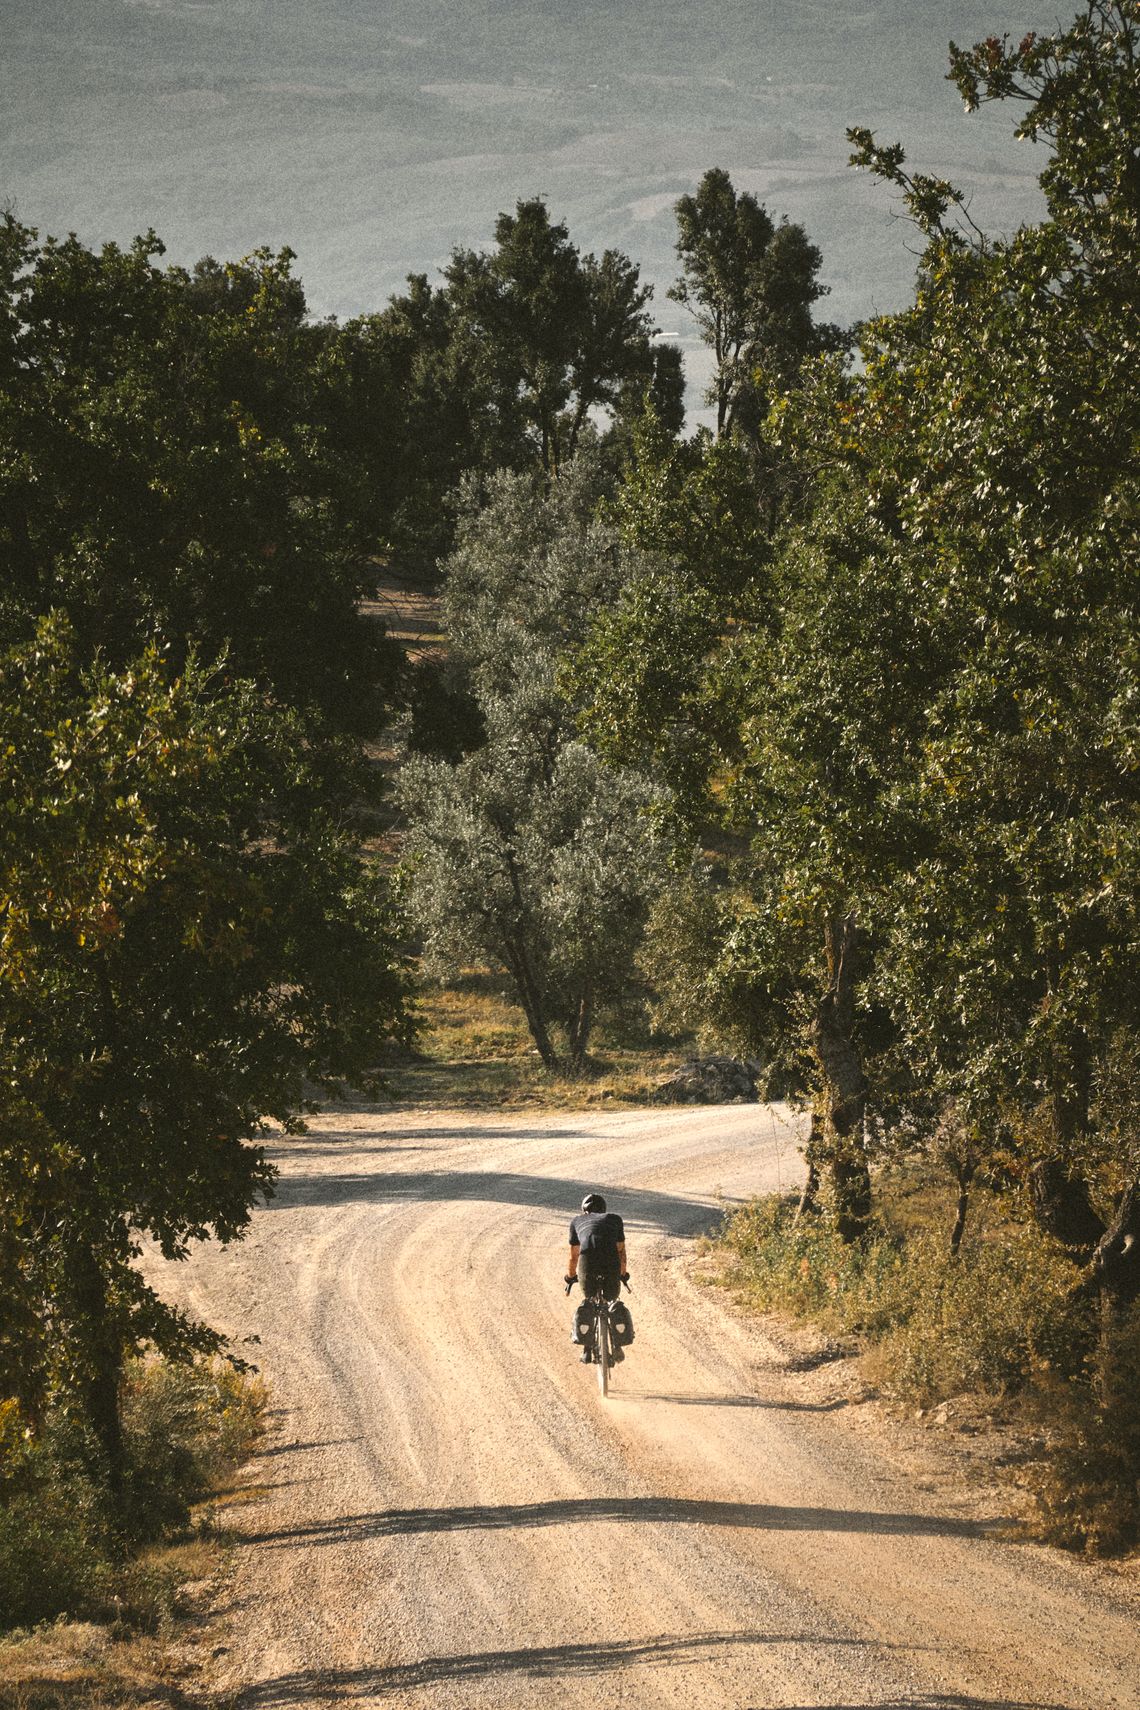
xmin=386 ymin=967 xmax=691 ymax=1108
xmin=704 ymin=1165 xmax=1140 ymax=1555
xmin=0 ymin=1540 xmax=221 ymax=1710
xmin=0 ymin=1357 xmax=265 ymax=1706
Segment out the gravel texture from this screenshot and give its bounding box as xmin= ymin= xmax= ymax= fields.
xmin=148 ymin=1103 xmax=1139 ymax=1709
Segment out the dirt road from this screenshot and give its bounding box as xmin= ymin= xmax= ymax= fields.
xmin=153 ymin=1104 xmax=1139 ymax=1708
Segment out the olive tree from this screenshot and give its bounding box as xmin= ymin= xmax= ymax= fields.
xmin=398 ymin=461 xmax=672 ymax=1068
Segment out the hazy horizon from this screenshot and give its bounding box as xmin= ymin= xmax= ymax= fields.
xmin=3 ymin=0 xmax=1061 ymax=381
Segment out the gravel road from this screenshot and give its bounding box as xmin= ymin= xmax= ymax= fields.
xmin=150 ymin=1103 xmax=1139 ymax=1709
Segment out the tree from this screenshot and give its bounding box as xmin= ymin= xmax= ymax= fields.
xmin=579 ymin=8 xmax=1140 ymax=1259
xmin=0 ymin=619 xmax=410 ymax=1477
xmin=445 ymin=200 xmax=672 ymax=475
xmin=0 ymin=220 xmax=398 ymax=735
xmin=669 ymin=168 xmax=842 ymax=438
xmin=335 ymin=274 xmax=491 ymax=576
xmin=839 ymin=0 xmax=1140 ymax=1290
xmin=398 ymin=463 xmax=671 ymax=1068
xmin=570 ymin=413 xmax=774 ymax=826
xmin=400 ymin=739 xmax=665 ymax=1071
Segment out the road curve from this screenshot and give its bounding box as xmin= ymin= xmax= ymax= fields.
xmin=150 ymin=1104 xmax=1138 ymax=1709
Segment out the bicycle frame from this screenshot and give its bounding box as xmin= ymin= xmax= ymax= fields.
xmin=579 ymin=1284 xmax=624 ymax=1397
xmin=566 ymin=1272 xmax=630 ymax=1399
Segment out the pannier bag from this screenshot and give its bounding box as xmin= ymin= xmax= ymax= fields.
xmin=610 ymin=1302 xmax=634 ymax=1346
xmin=573 ymin=1300 xmax=595 ymax=1346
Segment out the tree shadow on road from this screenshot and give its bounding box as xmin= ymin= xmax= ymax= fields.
xmin=235 ymin=1629 xmax=866 ymax=1703
xmin=275 ymin=1164 xmax=732 ymax=1237
xmin=248 ymin=1492 xmax=1000 ymax=1550
xmin=624 ymin=1390 xmax=849 ymax=1411
xmin=235 ymin=1633 xmax=1068 ymax=1707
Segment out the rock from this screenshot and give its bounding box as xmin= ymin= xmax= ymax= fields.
xmin=651 ymin=1055 xmax=761 ymax=1105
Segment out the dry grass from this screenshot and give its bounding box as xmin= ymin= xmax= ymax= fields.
xmin=706 ymin=1163 xmax=1140 ymax=1556
xmin=0 ymin=1359 xmax=265 ymax=1706
xmin=0 ymin=1537 xmax=221 ymax=1709
xmin=385 ymin=968 xmax=691 ymax=1109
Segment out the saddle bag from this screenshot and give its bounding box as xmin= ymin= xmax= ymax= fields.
xmin=610 ymin=1301 xmax=634 ymax=1346
xmin=572 ymin=1300 xmax=595 ymax=1346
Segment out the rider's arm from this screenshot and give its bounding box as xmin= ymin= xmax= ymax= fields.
xmin=567 ymin=1242 xmax=580 ymax=1279
xmin=617 ymin=1241 xmax=627 ymax=1275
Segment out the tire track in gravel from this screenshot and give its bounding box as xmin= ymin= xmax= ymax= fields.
xmin=147 ymin=1104 xmax=1139 ymax=1709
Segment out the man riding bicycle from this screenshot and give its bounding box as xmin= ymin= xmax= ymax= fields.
xmin=565 ymin=1192 xmax=631 ymax=1363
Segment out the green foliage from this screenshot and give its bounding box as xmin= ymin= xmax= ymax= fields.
xmin=595 ymin=4 xmax=1140 ymax=1258
xmin=570 ymin=417 xmax=771 ymax=823
xmin=0 ymin=221 xmax=397 ymax=734
xmin=838 ymin=4 xmax=1140 ymax=1155
xmin=444 ymin=199 xmax=673 ymax=476
xmin=0 ymin=1359 xmax=264 ymax=1633
xmin=0 ymin=618 xmax=409 ymax=1443
xmin=669 ymin=167 xmax=843 ymax=437
xmin=398 ymin=462 xmax=674 ymax=1067
xmin=444 ymin=458 xmax=628 ymax=733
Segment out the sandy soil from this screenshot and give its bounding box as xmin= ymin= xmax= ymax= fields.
xmin=148 ymin=1104 xmax=1139 ymax=1709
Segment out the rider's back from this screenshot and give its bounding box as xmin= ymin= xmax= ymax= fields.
xmin=569 ymin=1209 xmax=625 ymax=1257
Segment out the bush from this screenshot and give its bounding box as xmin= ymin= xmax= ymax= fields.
xmin=1026 ymin=1304 xmax=1140 ymax=1555
xmin=118 ymin=1357 xmax=265 ymax=1542
xmin=714 ymin=1189 xmax=1140 ymax=1555
xmin=0 ymin=1489 xmax=105 ymax=1631
xmin=0 ymin=1358 xmax=264 ymax=1634
xmin=715 ymin=1193 xmax=1086 ymax=1401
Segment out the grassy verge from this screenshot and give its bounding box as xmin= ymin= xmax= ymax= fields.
xmin=0 ymin=1356 xmax=265 ymax=1707
xmin=706 ymin=1167 xmax=1140 ymax=1555
xmin=386 ymin=968 xmax=691 ymax=1108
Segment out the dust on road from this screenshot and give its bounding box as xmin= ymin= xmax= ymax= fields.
xmin=150 ymin=1104 xmax=1139 ymax=1708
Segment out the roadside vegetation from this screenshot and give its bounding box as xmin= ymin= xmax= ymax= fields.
xmin=1 ymin=3 xmax=1136 ymax=1670
xmin=0 ymin=1355 xmax=263 ymax=1705
xmin=709 ymin=1177 xmax=1140 ymax=1554
xmin=388 ymin=968 xmax=689 ymax=1108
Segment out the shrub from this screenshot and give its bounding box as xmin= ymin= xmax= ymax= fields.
xmin=714 ymin=1189 xmax=1140 ymax=1555
xmin=118 ymin=1357 xmax=265 ymax=1542
xmin=1025 ymin=1304 xmax=1140 ymax=1555
xmin=0 ymin=1357 xmax=264 ymax=1634
xmin=0 ymin=1489 xmax=105 ymax=1631
xmin=715 ymin=1193 xmax=1086 ymax=1400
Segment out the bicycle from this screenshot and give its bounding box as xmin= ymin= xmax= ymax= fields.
xmin=564 ymin=1274 xmax=631 ymax=1397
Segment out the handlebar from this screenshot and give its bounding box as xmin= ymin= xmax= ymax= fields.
xmin=564 ymin=1275 xmax=577 ymax=1294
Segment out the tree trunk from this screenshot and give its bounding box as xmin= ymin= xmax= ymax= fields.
xmin=795 ymin=1114 xmax=823 ymax=1221
xmin=810 ymin=914 xmax=871 ymax=1243
xmin=949 ymin=1158 xmax=977 ymax=1258
xmin=65 ymin=1233 xmax=125 ymax=1497
xmin=1029 ymin=1158 xmax=1106 ymax=1256
xmin=500 ymin=939 xmax=560 ymax=1071
xmin=1077 ymin=1175 xmax=1140 ymax=1306
xmin=567 ymin=396 xmax=590 ymax=461
xmin=498 ymin=852 xmax=560 ymax=1071
xmin=567 ymin=991 xmax=593 ymax=1071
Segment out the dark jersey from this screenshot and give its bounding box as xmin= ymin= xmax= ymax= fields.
xmin=569 ymin=1210 xmax=625 ymax=1257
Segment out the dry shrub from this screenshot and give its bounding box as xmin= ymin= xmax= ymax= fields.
xmin=715 ymin=1194 xmax=1085 ymax=1401
xmin=715 ymin=1191 xmax=1140 ymax=1554
xmin=0 ymin=1357 xmax=264 ymax=1634
xmin=1025 ymin=1303 xmax=1140 ymax=1555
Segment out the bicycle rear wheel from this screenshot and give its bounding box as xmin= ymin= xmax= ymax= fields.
xmin=596 ymin=1304 xmax=609 ymax=1397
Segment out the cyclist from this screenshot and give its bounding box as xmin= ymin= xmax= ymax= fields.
xmin=565 ymin=1192 xmax=630 ymax=1363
